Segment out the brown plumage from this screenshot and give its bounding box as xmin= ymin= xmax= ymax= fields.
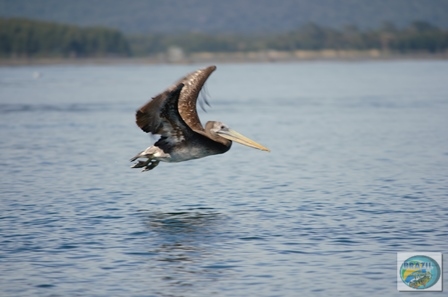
xmin=136 ymin=65 xmax=216 ymax=134
xmin=130 ymin=65 xmax=269 ymax=172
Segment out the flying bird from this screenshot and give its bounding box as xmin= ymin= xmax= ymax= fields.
xmin=130 ymin=65 xmax=269 ymax=172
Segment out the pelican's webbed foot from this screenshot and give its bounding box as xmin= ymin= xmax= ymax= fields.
xmin=142 ymin=160 xmax=160 ymax=172
xmin=130 ymin=146 xmax=166 ymax=172
xmin=130 ymin=157 xmax=160 ymax=172
xmin=131 ymin=159 xmax=150 ymax=168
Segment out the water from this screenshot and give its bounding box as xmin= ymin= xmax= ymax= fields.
xmin=1 ymin=61 xmax=447 ymax=296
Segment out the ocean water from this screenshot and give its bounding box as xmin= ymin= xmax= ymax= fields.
xmin=0 ymin=61 xmax=447 ymax=296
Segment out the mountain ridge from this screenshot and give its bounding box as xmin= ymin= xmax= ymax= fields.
xmin=1 ymin=0 xmax=448 ymax=34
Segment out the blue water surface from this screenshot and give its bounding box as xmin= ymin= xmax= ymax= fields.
xmin=1 ymin=61 xmax=448 ymax=296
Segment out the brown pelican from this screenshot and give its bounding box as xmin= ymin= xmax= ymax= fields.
xmin=130 ymin=65 xmax=269 ymax=172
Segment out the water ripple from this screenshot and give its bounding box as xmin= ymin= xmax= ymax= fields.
xmin=1 ymin=62 xmax=448 ymax=297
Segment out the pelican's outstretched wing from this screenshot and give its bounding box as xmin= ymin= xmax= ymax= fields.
xmin=136 ymin=65 xmax=216 ymax=134
xmin=137 ymin=83 xmax=196 ymax=148
xmin=176 ymin=65 xmax=216 ymax=131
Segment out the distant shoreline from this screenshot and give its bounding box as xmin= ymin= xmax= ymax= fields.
xmin=1 ymin=50 xmax=448 ymax=66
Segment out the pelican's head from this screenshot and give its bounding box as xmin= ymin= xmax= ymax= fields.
xmin=206 ymin=121 xmax=270 ymax=152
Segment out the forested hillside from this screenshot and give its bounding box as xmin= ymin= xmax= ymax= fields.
xmin=130 ymin=21 xmax=448 ymax=55
xmin=0 ymin=18 xmax=130 ymax=57
xmin=1 ymin=0 xmax=448 ymax=34
xmin=1 ymin=18 xmax=447 ymax=59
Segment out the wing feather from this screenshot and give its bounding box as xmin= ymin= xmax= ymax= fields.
xmin=135 ymin=65 xmax=216 ymax=134
xmin=177 ymin=65 xmax=216 ymax=131
xmin=156 ymin=83 xmax=195 ymax=146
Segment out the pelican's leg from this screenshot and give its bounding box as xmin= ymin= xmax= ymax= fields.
xmin=131 ymin=159 xmax=151 ymax=168
xmin=130 ymin=146 xmax=167 ymax=171
xmin=130 ymin=150 xmax=153 ymax=169
xmin=142 ymin=160 xmax=160 ymax=172
xmin=130 ymin=151 xmax=144 ymax=162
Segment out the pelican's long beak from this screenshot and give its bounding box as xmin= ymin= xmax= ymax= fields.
xmin=218 ymin=128 xmax=270 ymax=152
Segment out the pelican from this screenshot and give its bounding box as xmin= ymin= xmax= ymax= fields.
xmin=130 ymin=65 xmax=269 ymax=172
